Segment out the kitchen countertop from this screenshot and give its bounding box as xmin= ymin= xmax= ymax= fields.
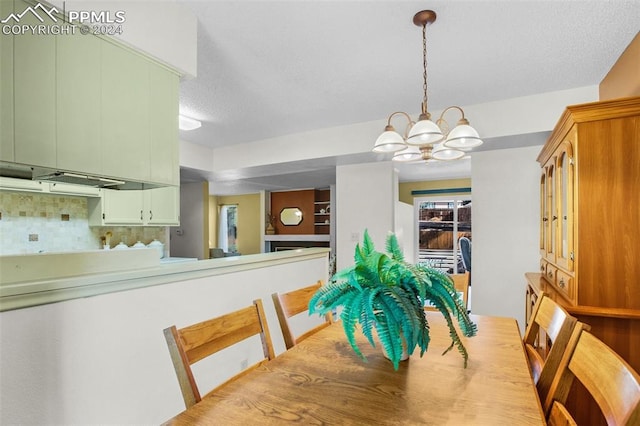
xmin=159 ymin=257 xmax=198 ymax=264
xmin=0 ymin=248 xmax=330 ymax=312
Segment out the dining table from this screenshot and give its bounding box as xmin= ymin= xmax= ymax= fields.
xmin=163 ymin=312 xmax=545 ymax=425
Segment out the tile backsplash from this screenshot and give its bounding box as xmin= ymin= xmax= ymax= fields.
xmin=0 ymin=191 xmax=168 ymax=255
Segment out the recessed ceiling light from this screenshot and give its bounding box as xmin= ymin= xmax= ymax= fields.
xmin=179 ymin=115 xmax=202 ymax=131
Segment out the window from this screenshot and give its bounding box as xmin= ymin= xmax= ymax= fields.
xmin=415 ymin=197 xmax=471 ymax=273
xmin=218 ymin=205 xmax=238 ymax=253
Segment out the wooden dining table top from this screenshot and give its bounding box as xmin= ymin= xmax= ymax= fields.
xmin=164 ymin=312 xmax=545 ymax=425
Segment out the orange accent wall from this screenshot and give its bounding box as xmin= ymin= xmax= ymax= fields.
xmin=271 ymin=190 xmax=315 ymax=234
xmin=600 ymin=32 xmax=640 ymax=100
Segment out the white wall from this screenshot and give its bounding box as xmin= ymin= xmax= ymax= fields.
xmin=0 ymin=254 xmax=328 ymax=424
xmin=395 ymin=201 xmax=415 ymax=263
xmin=210 ymin=87 xmax=597 ymax=174
xmin=470 ymin=145 xmax=543 ymax=332
xmin=170 ymin=182 xmax=207 ymax=259
xmin=335 ymin=162 xmax=397 ymax=270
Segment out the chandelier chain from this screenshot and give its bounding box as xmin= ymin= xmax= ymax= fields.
xmin=422 ymin=23 xmax=428 ymax=113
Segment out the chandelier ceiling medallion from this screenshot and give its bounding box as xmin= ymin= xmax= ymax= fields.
xmin=373 ymin=10 xmax=483 ymax=163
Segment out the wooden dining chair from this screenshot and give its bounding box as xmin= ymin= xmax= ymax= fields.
xmin=450 ymin=272 xmax=470 ymax=311
xmin=544 ymin=323 xmax=640 ymax=425
xmin=522 ymin=292 xmax=578 ymax=405
xmin=272 ymin=280 xmax=332 ymax=350
xmin=163 ymin=299 xmax=275 ymax=409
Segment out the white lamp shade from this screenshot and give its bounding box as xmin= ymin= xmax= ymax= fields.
xmin=373 ymin=130 xmax=406 ymax=153
xmin=443 ymin=124 xmax=483 ymax=149
xmin=432 ymin=143 xmax=465 ymax=161
xmin=406 ymin=119 xmax=444 ymax=145
xmin=392 ymin=145 xmax=422 ymax=162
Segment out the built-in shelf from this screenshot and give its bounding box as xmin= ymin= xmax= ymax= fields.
xmin=264 ymin=234 xmax=330 ymax=242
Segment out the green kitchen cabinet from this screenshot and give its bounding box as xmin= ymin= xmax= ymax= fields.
xmin=13 ymin=0 xmax=56 ymax=168
xmin=145 ymin=186 xmax=180 ymax=225
xmin=149 ymin=65 xmax=179 ymax=185
xmin=101 ymin=41 xmax=150 ymax=183
xmin=0 ymin=0 xmax=14 ymax=162
xmin=56 ymin=26 xmax=102 ymax=174
xmin=89 ymin=188 xmax=145 ymax=225
xmin=89 ymin=186 xmax=180 ymax=226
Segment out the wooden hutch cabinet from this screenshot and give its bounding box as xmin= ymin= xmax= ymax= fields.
xmin=526 ymin=96 xmax=640 ymax=424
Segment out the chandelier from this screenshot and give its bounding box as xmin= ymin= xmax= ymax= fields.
xmin=373 ymin=10 xmax=482 ymax=162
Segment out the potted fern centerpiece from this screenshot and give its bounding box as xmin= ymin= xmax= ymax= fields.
xmin=309 ymin=230 xmax=477 ymax=370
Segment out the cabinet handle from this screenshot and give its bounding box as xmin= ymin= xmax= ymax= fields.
xmin=552 ymin=215 xmax=558 ymax=221
xmin=149 ymin=210 xmax=153 ymax=221
xmin=543 ymin=217 xmax=548 ymax=222
xmin=547 ymin=271 xmax=553 ymax=278
xmin=559 ymin=278 xmax=565 ymax=288
xmin=540 ymin=265 xmax=545 ymax=271
xmin=140 ymin=210 xmax=143 ymax=221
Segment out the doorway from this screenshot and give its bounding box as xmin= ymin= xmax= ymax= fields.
xmin=414 ymin=196 xmax=472 ymax=274
xmin=218 ymin=204 xmax=238 ymax=253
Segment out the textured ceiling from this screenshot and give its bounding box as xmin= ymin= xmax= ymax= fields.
xmin=175 ymin=0 xmax=639 ymax=193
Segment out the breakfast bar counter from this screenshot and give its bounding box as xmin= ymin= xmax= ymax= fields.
xmin=0 ymin=248 xmax=330 ymax=312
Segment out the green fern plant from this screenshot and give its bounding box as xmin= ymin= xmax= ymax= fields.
xmin=309 ymin=229 xmax=477 ymax=370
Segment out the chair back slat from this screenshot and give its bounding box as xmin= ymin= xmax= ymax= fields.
xmin=272 ymin=280 xmax=331 ymax=350
xmin=450 ymin=272 xmax=470 ymax=309
xmin=163 ymin=299 xmax=275 ymax=409
xmin=179 ymin=306 xmax=263 ymax=363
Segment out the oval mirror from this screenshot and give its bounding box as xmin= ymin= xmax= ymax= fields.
xmin=280 ymin=207 xmax=303 ymax=226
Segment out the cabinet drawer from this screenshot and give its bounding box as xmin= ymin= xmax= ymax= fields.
xmin=556 ymin=270 xmax=575 ymax=303
xmin=544 ymin=263 xmax=557 ymax=284
xmin=540 ymin=259 xmax=548 ymax=274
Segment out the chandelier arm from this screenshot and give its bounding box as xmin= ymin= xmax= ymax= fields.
xmin=386 ymin=111 xmax=415 ymax=138
xmin=437 ymin=105 xmax=468 ymax=123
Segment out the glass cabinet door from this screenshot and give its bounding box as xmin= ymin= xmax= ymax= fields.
xmin=556 ymin=140 xmax=575 ymax=271
xmin=540 ymin=172 xmax=547 ymax=255
xmin=547 ymin=163 xmax=556 ymax=262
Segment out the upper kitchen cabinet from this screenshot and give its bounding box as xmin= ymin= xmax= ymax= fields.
xmin=13 ymin=0 xmax=56 ymax=168
xmin=144 ymin=186 xmax=180 ymax=225
xmin=88 ymin=186 xmax=179 ymax=226
xmin=101 ymin=41 xmax=151 ymax=183
xmin=149 ymin=65 xmax=179 ymax=185
xmin=101 ymin=41 xmax=180 ymax=185
xmin=5 ymin=5 xmax=180 ymax=187
xmin=56 ymin=26 xmax=102 ymax=174
xmin=0 ymin=0 xmax=14 ymax=162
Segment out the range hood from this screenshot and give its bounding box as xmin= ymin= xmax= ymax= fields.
xmin=34 ymin=170 xmax=125 ymax=187
xmin=0 ymin=162 xmax=163 ymax=190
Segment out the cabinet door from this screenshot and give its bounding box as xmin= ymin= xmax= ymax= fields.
xmin=539 ymin=172 xmax=547 ymax=256
xmin=101 ymin=42 xmax=150 ymax=182
xmin=57 ymin=28 xmax=102 ymax=174
xmin=0 ymin=0 xmax=14 ymax=162
xmin=556 ymin=136 xmax=575 ymax=271
xmin=13 ymin=0 xmax=56 ymax=167
xmin=545 ymin=161 xmax=557 ymax=262
xmin=102 ymin=189 xmax=144 ymax=225
xmin=145 ymin=186 xmax=180 ymax=225
xmin=149 ymin=65 xmax=179 ymax=185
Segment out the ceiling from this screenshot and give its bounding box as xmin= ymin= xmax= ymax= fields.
xmin=175 ymin=1 xmax=640 ymax=194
